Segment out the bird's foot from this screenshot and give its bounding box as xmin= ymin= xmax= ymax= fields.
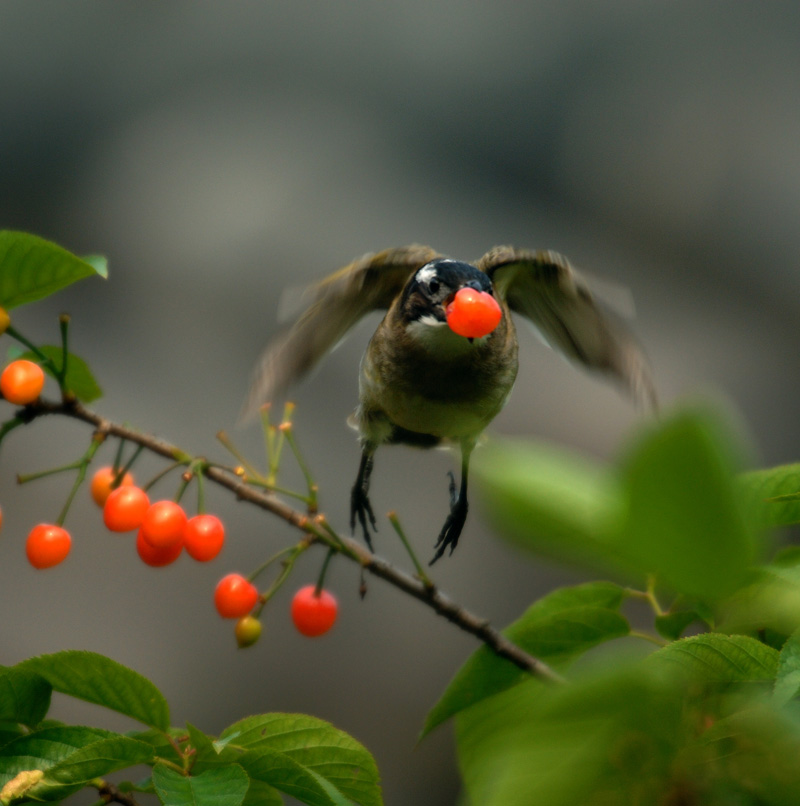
xmin=350 ymin=484 xmax=378 ymax=552
xmin=430 ymin=479 xmax=469 ymax=565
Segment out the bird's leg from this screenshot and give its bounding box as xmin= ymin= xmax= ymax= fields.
xmin=430 ymin=442 xmax=473 ymax=564
xmin=350 ymin=448 xmax=378 ymax=551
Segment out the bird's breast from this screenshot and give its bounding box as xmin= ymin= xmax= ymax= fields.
xmin=358 ymin=313 xmax=518 ymax=441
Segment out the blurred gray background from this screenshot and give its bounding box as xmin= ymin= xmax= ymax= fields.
xmin=2 ymin=3 xmax=799 ymax=804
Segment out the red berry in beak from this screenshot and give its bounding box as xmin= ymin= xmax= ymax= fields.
xmin=445 ymin=288 xmax=502 ymax=338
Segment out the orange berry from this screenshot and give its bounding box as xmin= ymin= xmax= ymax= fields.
xmin=214 ymin=573 xmax=259 ymax=619
xmin=291 ymin=585 xmax=338 ymax=637
xmin=0 ymin=360 xmax=45 ymax=405
xmin=103 ymin=485 xmax=150 ymax=532
xmin=140 ymin=501 xmax=187 ymax=549
xmin=136 ymin=528 xmax=182 ymax=567
xmin=26 ymin=524 xmax=71 ymax=569
xmin=445 ymin=288 xmax=502 ymax=339
xmin=90 ymin=466 xmax=134 ymax=507
xmin=183 ymin=514 xmax=225 ymax=562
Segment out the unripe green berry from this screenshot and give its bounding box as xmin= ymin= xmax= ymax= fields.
xmin=235 ymin=615 xmax=262 ymax=648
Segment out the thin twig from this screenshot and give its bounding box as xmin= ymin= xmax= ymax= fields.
xmin=18 ymin=397 xmax=564 ymax=684
xmin=95 ymin=780 xmax=141 ymax=806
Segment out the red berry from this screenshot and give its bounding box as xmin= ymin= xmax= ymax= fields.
xmin=136 ymin=528 xmax=182 ymax=567
xmin=90 ymin=466 xmax=134 ymax=507
xmin=445 ymin=288 xmax=502 ymax=339
xmin=26 ymin=524 xmax=71 ymax=569
xmin=235 ymin=615 xmax=262 ymax=648
xmin=183 ymin=514 xmax=225 ymax=562
xmin=214 ymin=573 xmax=259 ymax=618
xmin=290 ymin=585 xmax=338 ymax=637
xmin=140 ymin=501 xmax=187 ymax=549
xmin=103 ymin=486 xmax=150 ymax=532
xmin=0 ymin=360 xmax=45 ymax=405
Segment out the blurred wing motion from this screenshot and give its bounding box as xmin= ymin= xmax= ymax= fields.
xmin=242 ymin=244 xmax=441 ymax=418
xmin=479 ymin=245 xmax=657 ymax=409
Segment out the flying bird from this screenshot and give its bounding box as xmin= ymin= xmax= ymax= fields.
xmin=244 ymin=245 xmax=655 ymax=563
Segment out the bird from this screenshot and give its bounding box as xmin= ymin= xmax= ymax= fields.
xmin=243 ymin=244 xmax=655 ymax=564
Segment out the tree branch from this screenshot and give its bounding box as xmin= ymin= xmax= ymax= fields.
xmin=16 ymin=398 xmax=564 ymax=684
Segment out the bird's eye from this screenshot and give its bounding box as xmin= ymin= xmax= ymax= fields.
xmin=428 ymin=279 xmax=440 ymax=295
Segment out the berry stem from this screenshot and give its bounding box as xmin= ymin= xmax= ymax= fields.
xmin=314 ymin=547 xmax=336 ymax=596
xmin=0 ymin=415 xmax=24 ymax=451
xmin=195 ymin=465 xmax=206 ymax=514
xmin=216 ymin=430 xmax=261 ymax=480
xmin=249 ymin=543 xmax=305 ymax=586
xmin=264 ymin=402 xmax=294 ymax=484
xmin=4 ymin=325 xmax=60 ymax=376
xmin=250 ymin=542 xmax=309 ymax=615
xmin=388 ymin=511 xmax=433 ymax=588
xmin=114 ymin=444 xmax=143 ymax=487
xmin=17 ymin=461 xmax=82 ymax=484
xmin=55 ymin=434 xmax=104 ymax=526
xmin=141 ymin=460 xmax=186 ymax=493
xmin=244 ymin=477 xmax=314 ymax=505
xmin=260 ymin=404 xmax=276 ymax=481
xmin=280 ymin=421 xmax=318 ymax=513
xmin=174 ymin=473 xmax=192 ymax=504
xmin=218 ymin=428 xmax=314 ymax=505
xmin=57 ymin=313 xmax=70 ymax=389
xmin=112 ymin=437 xmax=127 ymax=474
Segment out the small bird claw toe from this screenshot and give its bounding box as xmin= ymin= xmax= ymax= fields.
xmin=350 ymin=488 xmax=378 ymax=552
xmin=429 ymin=494 xmax=468 ymax=565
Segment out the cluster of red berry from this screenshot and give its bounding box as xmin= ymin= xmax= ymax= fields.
xmin=101 ymin=477 xmax=224 ymax=566
xmin=2 ymin=358 xmax=339 ymax=642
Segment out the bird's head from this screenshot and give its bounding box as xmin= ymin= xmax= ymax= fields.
xmin=399 ymin=259 xmax=502 ymax=350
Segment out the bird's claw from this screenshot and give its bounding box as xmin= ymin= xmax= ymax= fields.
xmin=430 ymin=490 xmax=468 ymax=565
xmin=350 ymin=485 xmax=378 ymax=552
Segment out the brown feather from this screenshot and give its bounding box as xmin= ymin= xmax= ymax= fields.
xmin=479 ymin=246 xmax=657 ymax=410
xmin=241 ymin=245 xmax=440 ymax=419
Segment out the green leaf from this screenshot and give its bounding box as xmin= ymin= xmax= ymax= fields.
xmin=473 ymin=439 xmax=624 ymax=571
xmin=240 ymin=778 xmax=284 ymax=806
xmin=20 ymin=345 xmax=102 ymax=403
xmin=717 ymin=560 xmax=800 ymax=637
xmin=654 ymin=610 xmax=703 ymax=641
xmin=774 ymin=629 xmax=800 ymax=705
xmin=185 ymin=723 xmax=243 ymax=770
xmin=220 ymin=714 xmax=382 ymax=806
xmin=81 ymin=254 xmax=108 ymax=278
xmin=16 ymin=651 xmax=170 ymax=731
xmin=455 ymin=662 xmax=686 ymax=806
xmin=126 ymin=728 xmax=185 ymax=767
xmin=152 ymin=763 xmax=249 ymax=806
xmin=690 ymin=704 xmax=800 ymax=803
xmin=647 ymin=634 xmax=779 ymax=682
xmin=0 ymin=722 xmax=25 ymax=751
xmin=237 ymin=749 xmax=351 ymax=806
xmin=0 ymin=231 xmax=106 ymax=310
xmin=740 ymin=463 xmax=800 ymax=528
xmin=615 ymin=405 xmax=759 ymax=602
xmin=0 ymin=667 xmax=51 ymax=728
xmin=184 ymin=725 xmax=282 ymax=806
xmin=0 ymin=725 xmax=111 ymax=800
xmin=422 ymin=583 xmax=630 ymax=737
xmin=45 ymin=736 xmax=154 ymax=785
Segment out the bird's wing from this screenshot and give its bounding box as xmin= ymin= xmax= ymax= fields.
xmin=242 ymin=244 xmax=442 ymax=418
xmin=479 ymin=245 xmax=657 ymax=408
